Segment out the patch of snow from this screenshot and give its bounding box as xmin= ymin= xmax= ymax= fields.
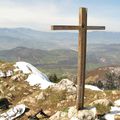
xmin=104 ymin=114 xmax=114 ymax=120
xmin=26 ymin=73 xmax=54 ymax=89
xmin=85 ymin=85 xmax=103 ymax=91
xmin=104 ymin=106 xmax=120 ymax=120
xmin=14 ymin=62 xmax=104 ymax=90
xmin=0 ymin=71 xmax=5 ymax=78
xmin=6 ymin=70 xmax=13 ymax=77
xmin=14 ymin=61 xmax=54 ymax=89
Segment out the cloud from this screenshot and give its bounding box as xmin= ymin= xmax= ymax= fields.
xmin=0 ymin=0 xmax=119 ymax=32
xmin=0 ymin=1 xmax=78 ymax=31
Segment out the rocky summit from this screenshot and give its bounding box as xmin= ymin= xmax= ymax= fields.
xmin=0 ymin=61 xmax=120 ymax=120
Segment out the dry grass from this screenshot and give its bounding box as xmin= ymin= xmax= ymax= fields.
xmin=1 ymin=61 xmax=120 ymax=119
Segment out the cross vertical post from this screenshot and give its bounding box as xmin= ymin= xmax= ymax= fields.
xmin=51 ymin=7 xmax=105 ymax=111
xmin=77 ymin=8 xmax=87 ymax=110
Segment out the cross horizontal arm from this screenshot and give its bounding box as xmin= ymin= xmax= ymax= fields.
xmin=51 ymin=25 xmax=79 ymax=30
xmin=87 ymin=26 xmax=105 ymax=30
xmin=51 ymin=25 xmax=105 ymax=30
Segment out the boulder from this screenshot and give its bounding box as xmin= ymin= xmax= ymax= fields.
xmin=68 ymin=106 xmax=97 ymax=120
xmin=51 ymin=79 xmax=76 ymax=93
xmin=90 ymin=99 xmax=112 ymax=115
xmin=77 ymin=109 xmax=97 ymax=120
xmin=50 ymin=106 xmax=97 ymax=120
xmin=49 ymin=111 xmax=68 ymax=120
xmin=114 ymin=99 xmax=120 ymax=107
xmin=90 ymin=99 xmax=113 ymax=106
xmin=68 ymin=106 xmax=77 ymax=118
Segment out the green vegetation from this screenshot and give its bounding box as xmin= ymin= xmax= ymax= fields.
xmin=86 ymin=63 xmax=102 ymax=71
xmin=104 ymin=72 xmax=120 ymax=90
xmin=48 ymin=74 xmax=60 ymax=83
xmin=89 ymin=71 xmax=120 ymax=90
xmin=48 ymin=73 xmax=68 ymax=83
xmin=105 ymin=72 xmax=117 ymax=90
xmin=94 ymin=104 xmax=111 ymax=115
xmin=0 ymin=44 xmax=120 ymax=77
xmin=37 ymin=88 xmax=68 ymax=112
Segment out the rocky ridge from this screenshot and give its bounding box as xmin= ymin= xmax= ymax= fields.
xmin=0 ymin=61 xmax=120 ymax=120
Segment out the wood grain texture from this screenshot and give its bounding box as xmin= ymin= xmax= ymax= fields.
xmin=51 ymin=7 xmax=105 ymax=111
xmin=51 ymin=26 xmax=105 ymax=30
xmin=76 ymin=7 xmax=87 ymax=110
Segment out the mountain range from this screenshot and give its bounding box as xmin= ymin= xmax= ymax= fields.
xmin=0 ymin=28 xmax=119 ymax=75
xmin=0 ymin=45 xmax=120 ymax=75
xmin=0 ymin=28 xmax=120 ymax=50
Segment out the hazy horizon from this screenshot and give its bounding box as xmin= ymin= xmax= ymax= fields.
xmin=0 ymin=0 xmax=120 ymax=32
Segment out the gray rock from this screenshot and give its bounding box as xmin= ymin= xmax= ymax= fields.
xmin=114 ymin=99 xmax=120 ymax=107
xmin=50 ymin=106 xmax=97 ymax=120
xmin=68 ymin=106 xmax=77 ymax=118
xmin=77 ymin=109 xmax=96 ymax=120
xmin=51 ymin=79 xmax=76 ymax=93
xmin=68 ymin=106 xmax=97 ymax=120
xmin=90 ymin=99 xmax=113 ymax=106
xmin=49 ymin=111 xmax=68 ymax=120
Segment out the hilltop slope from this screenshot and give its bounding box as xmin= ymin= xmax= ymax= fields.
xmin=0 ymin=61 xmax=120 ymax=120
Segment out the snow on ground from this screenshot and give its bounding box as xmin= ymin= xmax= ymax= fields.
xmin=85 ymin=85 xmax=103 ymax=91
xmin=14 ymin=62 xmax=103 ymax=90
xmin=14 ymin=61 xmax=54 ymax=89
xmin=104 ymin=106 xmax=120 ymax=120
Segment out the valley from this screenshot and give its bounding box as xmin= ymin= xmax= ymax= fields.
xmin=0 ymin=44 xmax=119 ymax=77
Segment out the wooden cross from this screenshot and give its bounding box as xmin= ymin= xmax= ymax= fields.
xmin=51 ymin=7 xmax=105 ymax=110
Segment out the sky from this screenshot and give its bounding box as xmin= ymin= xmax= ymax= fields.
xmin=0 ymin=0 xmax=120 ymax=32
